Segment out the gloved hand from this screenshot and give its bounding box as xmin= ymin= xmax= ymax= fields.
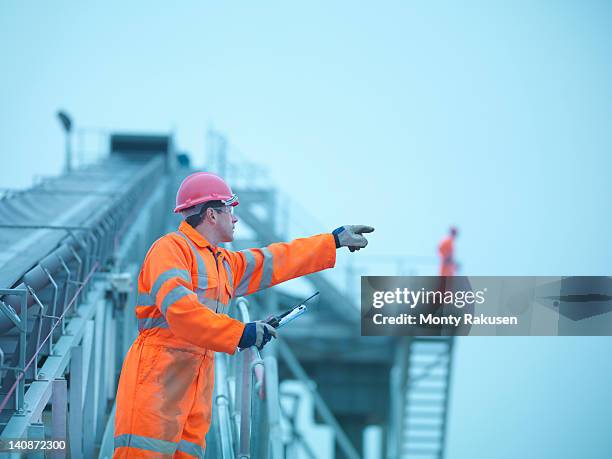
xmin=332 ymin=225 xmax=375 ymax=252
xmin=238 ymin=320 xmax=278 ymax=350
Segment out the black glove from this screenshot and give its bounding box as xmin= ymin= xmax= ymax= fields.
xmin=332 ymin=225 xmax=375 ymax=252
xmin=238 ymin=321 xmax=278 ymax=350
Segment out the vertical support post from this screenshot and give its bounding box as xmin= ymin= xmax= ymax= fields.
xmin=65 ymin=130 xmax=72 ymax=174
xmin=251 ymin=385 xmax=268 ymax=459
xmin=51 ymin=378 xmax=68 ymax=459
xmin=387 ymin=337 xmax=409 ymax=459
xmin=83 ymin=321 xmax=96 ymax=459
xmin=96 ymin=298 xmax=108 ymax=442
xmin=250 ymin=358 xmax=269 ymax=459
xmin=231 ymin=352 xmax=242 ymax=453
xmin=438 ymin=338 xmax=454 ymax=459
xmin=264 ymin=357 xmax=283 ymax=459
xmin=238 ymin=349 xmax=253 ymax=458
xmin=68 ymin=237 xmax=84 ymax=309
xmin=17 ymin=289 xmax=28 ymax=412
xmin=106 ymin=304 xmax=117 ymax=399
xmin=56 ymin=255 xmax=73 ymax=334
xmin=27 ymin=423 xmax=46 ymax=459
xmin=69 ymin=345 xmax=84 ymax=459
xmin=214 ymin=354 xmax=236 ymax=458
xmin=386 ymin=365 xmax=400 ymax=459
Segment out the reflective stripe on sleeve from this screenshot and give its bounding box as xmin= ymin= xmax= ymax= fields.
xmin=114 ymin=434 xmax=177 ymax=455
xmin=151 ymin=268 xmax=191 ymax=301
xmin=138 ymin=316 xmax=169 ymax=331
xmin=136 ymin=292 xmax=153 ymax=307
xmin=260 ymin=247 xmax=274 ymax=290
xmin=136 ymin=268 xmax=191 ymax=308
xmin=198 ymin=296 xmax=218 ymax=311
xmin=177 ymin=439 xmax=205 ymax=458
xmin=235 ymin=249 xmax=255 ymax=296
xmin=160 ymin=285 xmax=194 ymax=315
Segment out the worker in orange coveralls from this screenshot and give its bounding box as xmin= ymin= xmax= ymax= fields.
xmin=438 ymin=226 xmax=458 ymax=276
xmin=113 ymin=172 xmax=374 ymax=458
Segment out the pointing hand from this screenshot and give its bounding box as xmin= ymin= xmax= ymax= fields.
xmin=332 ymin=225 xmax=375 ymax=252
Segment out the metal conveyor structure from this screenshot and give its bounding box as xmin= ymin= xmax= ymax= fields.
xmin=0 ymin=129 xmax=455 ymax=459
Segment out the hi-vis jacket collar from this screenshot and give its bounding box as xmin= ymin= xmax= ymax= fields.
xmin=178 ymin=221 xmax=212 ymax=249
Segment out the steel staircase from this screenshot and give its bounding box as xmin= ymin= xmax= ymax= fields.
xmin=389 ymin=337 xmax=454 ymax=459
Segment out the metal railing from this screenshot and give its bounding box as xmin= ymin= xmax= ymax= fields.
xmin=209 ymin=297 xmax=283 ymax=459
xmin=210 ymin=295 xmax=365 ymax=459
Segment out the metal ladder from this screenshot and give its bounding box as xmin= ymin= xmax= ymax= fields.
xmin=391 ymin=336 xmax=454 ymax=459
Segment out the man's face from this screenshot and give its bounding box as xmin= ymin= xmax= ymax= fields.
xmin=215 ymin=206 xmax=238 ymax=243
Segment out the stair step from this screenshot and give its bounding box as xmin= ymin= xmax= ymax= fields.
xmin=401 ymin=447 xmax=441 ymax=455
xmin=403 ymin=435 xmax=441 ymax=443
xmin=406 ymin=396 xmax=446 ymax=404
xmin=408 ymin=382 xmax=448 ymax=390
xmin=406 ymin=387 xmax=447 ymax=395
xmin=408 ymin=367 xmax=448 ymax=374
xmin=409 ymin=349 xmax=450 ymax=358
xmin=403 ymin=411 xmax=444 ymax=419
xmin=404 ymin=422 xmax=443 ymax=431
xmin=406 ymin=397 xmax=446 ymax=405
xmin=403 ymin=425 xmax=443 ymax=435
xmin=405 ymin=399 xmax=446 ymax=407
xmin=409 ymin=372 xmax=448 ymax=380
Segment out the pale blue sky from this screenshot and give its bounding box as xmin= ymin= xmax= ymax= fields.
xmin=2 ymin=1 xmax=612 ymax=457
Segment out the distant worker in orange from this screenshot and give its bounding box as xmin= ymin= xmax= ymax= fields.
xmin=438 ymin=226 xmax=458 ymax=276
xmin=113 ymin=171 xmax=374 ymax=458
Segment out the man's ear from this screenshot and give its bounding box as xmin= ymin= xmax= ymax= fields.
xmin=205 ymin=207 xmax=216 ymax=223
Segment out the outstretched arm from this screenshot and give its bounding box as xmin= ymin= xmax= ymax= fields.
xmin=225 ymin=233 xmax=336 ymax=297
xmin=225 ymin=225 xmax=375 ymax=297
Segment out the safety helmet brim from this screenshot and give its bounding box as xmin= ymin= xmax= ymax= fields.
xmin=174 ymin=194 xmax=239 ymax=213
xmin=177 ymin=194 xmax=240 ymax=217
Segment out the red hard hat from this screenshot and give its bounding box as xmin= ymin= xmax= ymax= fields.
xmin=174 ymin=172 xmax=239 ymax=213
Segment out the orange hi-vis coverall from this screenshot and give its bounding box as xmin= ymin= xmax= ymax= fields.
xmin=114 ymin=221 xmax=336 ymax=458
xmin=438 ymin=236 xmax=456 ymax=276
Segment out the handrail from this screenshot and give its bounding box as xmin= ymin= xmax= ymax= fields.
xmin=0 ymin=263 xmax=99 ymax=414
xmin=214 ymin=354 xmax=236 ymax=459
xmin=235 ymin=297 xmax=252 ymax=324
xmin=263 ymin=357 xmax=283 ymax=459
xmin=277 ymin=340 xmax=362 ymax=459
xmin=234 ymin=295 xmax=363 ymax=459
xmin=211 ymin=296 xmax=283 ymax=459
